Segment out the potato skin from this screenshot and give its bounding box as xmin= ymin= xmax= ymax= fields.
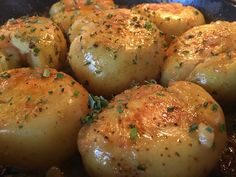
xmin=69 ymin=9 xmax=166 ymax=98
xmin=78 ymin=81 xmax=227 ymax=177
xmin=0 ymin=68 xmax=89 ymax=169
xmin=0 ymin=16 xmax=67 ymax=70
xmin=160 ymin=21 xmax=236 ymax=102
xmin=50 ymin=0 xmax=116 ymax=33
xmin=132 ymin=3 xmax=205 ymax=42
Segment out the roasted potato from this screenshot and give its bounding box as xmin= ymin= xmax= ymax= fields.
xmin=132 ymin=3 xmax=205 ymax=42
xmin=0 ymin=68 xmax=89 ymax=169
xmin=160 ymin=21 xmax=236 ymax=102
xmin=50 ymin=0 xmax=116 ymax=33
xmin=0 ymin=16 xmax=67 ymax=70
xmin=78 ymin=81 xmax=227 ymax=177
xmin=68 ymin=9 xmax=167 ymax=98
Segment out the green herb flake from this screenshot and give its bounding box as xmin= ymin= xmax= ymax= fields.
xmin=156 ymin=92 xmax=165 ymax=97
xmin=56 ymin=72 xmax=64 ymax=79
xmin=73 ymin=90 xmax=80 ymax=97
xmin=33 ymin=47 xmax=40 ymax=56
xmin=0 ymin=35 xmax=5 ymax=41
xmin=205 ymin=126 xmax=213 ymax=133
xmin=42 ymin=69 xmax=51 ymax=78
xmin=71 ymin=81 xmax=76 ymax=85
xmin=219 ymin=124 xmax=226 ymax=133
xmin=30 ymin=28 xmax=36 ymax=32
xmin=144 ymin=21 xmax=152 ymax=30
xmin=80 ymin=113 xmax=95 ymax=124
xmin=189 ymin=123 xmax=198 ymax=133
xmin=48 ymin=91 xmax=53 ymax=95
xmin=117 ymin=105 xmax=124 ymax=113
xmin=129 ymin=124 xmax=138 ymax=140
xmin=18 ymin=125 xmax=24 ymax=129
xmin=194 ymin=10 xmax=199 ymax=15
xmin=167 ymin=106 xmax=175 ymax=113
xmin=86 ymin=0 xmax=93 ymax=5
xmin=211 ymin=103 xmax=218 ymax=112
xmin=137 ymin=164 xmax=146 ymax=171
xmin=203 ymin=102 xmax=208 ymax=108
xmin=0 ymin=72 xmax=11 ymax=79
xmin=89 ymin=95 xmax=108 ymax=111
xmin=106 ymin=13 xmax=113 ymax=19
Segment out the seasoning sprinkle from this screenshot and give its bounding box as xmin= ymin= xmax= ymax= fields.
xmin=189 ymin=123 xmax=198 ymax=133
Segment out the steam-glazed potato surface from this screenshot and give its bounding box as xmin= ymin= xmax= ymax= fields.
xmin=132 ymin=3 xmax=205 ymax=42
xmin=50 ymin=0 xmax=116 ymax=33
xmin=69 ymin=8 xmax=166 ymax=98
xmin=160 ymin=21 xmax=236 ymax=102
xmin=0 ymin=16 xmax=67 ymax=70
xmin=0 ymin=68 xmax=89 ymax=169
xmin=78 ymin=81 xmax=227 ymax=177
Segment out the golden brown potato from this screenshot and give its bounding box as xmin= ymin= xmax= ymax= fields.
xmin=0 ymin=16 xmax=67 ymax=70
xmin=68 ymin=9 xmax=167 ymax=98
xmin=160 ymin=21 xmax=236 ymax=102
xmin=78 ymin=81 xmax=227 ymax=177
xmin=132 ymin=3 xmax=205 ymax=42
xmin=50 ymin=0 xmax=116 ymax=33
xmin=0 ymin=67 xmax=89 ymax=170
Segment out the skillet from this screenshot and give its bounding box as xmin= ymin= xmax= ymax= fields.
xmin=0 ymin=0 xmax=235 ymax=177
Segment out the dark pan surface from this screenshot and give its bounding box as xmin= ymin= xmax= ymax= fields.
xmin=0 ymin=0 xmax=236 ymax=25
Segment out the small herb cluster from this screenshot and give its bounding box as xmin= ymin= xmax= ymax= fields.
xmin=80 ymin=94 xmax=108 ymax=124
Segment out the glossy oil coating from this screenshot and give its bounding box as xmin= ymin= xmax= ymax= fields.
xmin=0 ymin=68 xmax=89 ymax=169
xmin=78 ymin=81 xmax=227 ymax=177
xmin=69 ymin=8 xmax=166 ymax=98
xmin=160 ymin=21 xmax=236 ymax=102
xmin=132 ymin=3 xmax=205 ymax=42
xmin=0 ymin=16 xmax=67 ymax=71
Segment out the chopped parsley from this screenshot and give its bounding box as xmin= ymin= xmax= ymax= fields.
xmin=205 ymin=126 xmax=213 ymax=133
xmin=106 ymin=13 xmax=113 ymax=19
xmin=30 ymin=28 xmax=36 ymax=32
xmin=88 ymin=94 xmax=108 ymax=111
xmin=144 ymin=21 xmax=152 ymax=30
xmin=211 ymin=103 xmax=218 ymax=112
xmin=189 ymin=123 xmax=198 ymax=133
xmin=167 ymin=106 xmax=175 ymax=113
xmin=219 ymin=123 xmax=226 ymax=133
xmin=56 ymin=72 xmax=64 ymax=79
xmin=116 ymin=104 xmax=124 ymax=113
xmin=18 ymin=125 xmax=24 ymax=129
xmin=129 ymin=124 xmax=138 ymax=140
xmin=48 ymin=91 xmax=53 ymax=95
xmin=42 ymin=69 xmax=51 ymax=78
xmin=194 ymin=10 xmax=199 ymax=15
xmin=0 ymin=35 xmax=5 ymax=40
xmin=33 ymin=47 xmax=40 ymax=56
xmin=73 ymin=90 xmax=80 ymax=97
xmin=137 ymin=164 xmax=146 ymax=171
xmin=0 ymin=72 xmax=11 ymax=79
xmin=203 ymin=102 xmax=209 ymax=108
xmin=81 ymin=95 xmax=108 ymax=124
